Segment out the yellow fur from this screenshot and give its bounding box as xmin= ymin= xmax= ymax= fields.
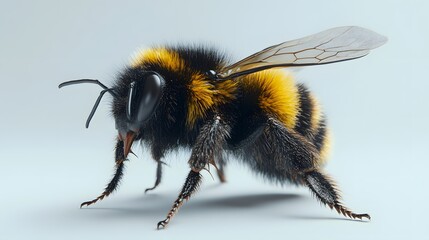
xmin=242 ymin=70 xmax=300 ymax=129
xmin=307 ymin=93 xmax=331 ymax=164
xmin=187 ymin=76 xmax=237 ymax=127
xmin=319 ymin=129 xmax=332 ymax=165
xmin=309 ymin=94 xmax=322 ymax=133
xmin=131 ymin=48 xmax=185 ymax=72
xmin=214 ymin=80 xmax=238 ymax=104
xmin=187 ymin=74 xmax=215 ymax=126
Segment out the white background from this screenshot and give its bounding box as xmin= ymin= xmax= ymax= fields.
xmin=1 ymin=0 xmax=428 ymax=239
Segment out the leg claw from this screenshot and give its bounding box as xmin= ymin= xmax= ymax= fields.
xmin=144 ymin=186 xmax=156 ymax=194
xmin=80 ymin=200 xmax=95 ymax=208
xmin=80 ymin=195 xmax=104 ymax=208
xmin=354 ymin=213 xmax=371 ymax=220
xmin=157 ymin=220 xmax=168 ymax=230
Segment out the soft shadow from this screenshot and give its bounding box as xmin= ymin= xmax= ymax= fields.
xmin=79 ymin=193 xmax=302 ymax=217
xmin=78 ymin=193 xmax=364 ymax=223
xmin=203 ymin=182 xmax=226 ymax=190
xmin=286 ymin=215 xmax=370 ymax=222
xmin=192 ymin=193 xmax=302 ymax=209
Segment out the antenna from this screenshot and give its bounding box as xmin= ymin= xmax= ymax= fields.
xmin=59 ymin=79 xmax=117 ymax=128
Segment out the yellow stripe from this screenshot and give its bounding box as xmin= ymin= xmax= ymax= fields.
xmin=318 ymin=128 xmax=332 ymax=165
xmin=187 ymin=73 xmax=215 ymax=126
xmin=242 ymin=69 xmax=300 ymax=129
xmin=308 ymin=93 xmax=330 ymax=164
xmin=130 ymin=47 xmax=185 ymax=72
xmin=309 ymin=94 xmax=322 ymax=133
xmin=187 ymin=76 xmax=237 ymax=127
xmin=214 ymin=80 xmax=238 ymax=104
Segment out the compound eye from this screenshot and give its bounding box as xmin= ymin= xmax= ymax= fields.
xmin=135 ymin=73 xmax=164 ymax=122
xmin=126 ymin=72 xmax=165 ymax=124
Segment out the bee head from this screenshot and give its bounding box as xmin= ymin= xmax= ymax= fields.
xmin=59 ymin=69 xmax=166 ymax=158
xmin=114 ymin=70 xmax=166 ymax=157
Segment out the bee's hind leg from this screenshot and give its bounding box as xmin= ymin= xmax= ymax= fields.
xmin=264 ymin=118 xmax=370 ymax=221
xmin=303 ymin=170 xmax=370 ymax=220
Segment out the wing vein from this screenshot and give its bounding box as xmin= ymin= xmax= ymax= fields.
xmin=216 ymin=26 xmax=387 ymax=80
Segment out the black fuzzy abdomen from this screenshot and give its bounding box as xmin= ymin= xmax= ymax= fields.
xmin=225 ymin=84 xmax=267 ymax=149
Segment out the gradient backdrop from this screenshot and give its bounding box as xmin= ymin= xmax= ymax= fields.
xmin=1 ymin=0 xmax=427 ymax=239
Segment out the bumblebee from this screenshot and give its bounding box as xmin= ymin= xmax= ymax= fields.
xmin=59 ymin=26 xmax=387 ymax=229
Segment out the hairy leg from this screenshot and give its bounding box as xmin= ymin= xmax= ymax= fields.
xmin=157 ymin=170 xmax=201 ymax=229
xmin=260 ymin=118 xmax=370 ymax=220
xmin=303 ymin=170 xmax=370 ymax=220
xmin=145 ymin=159 xmax=163 ymax=193
xmin=80 ymin=139 xmax=126 ymax=207
xmin=157 ymin=115 xmax=231 ymax=229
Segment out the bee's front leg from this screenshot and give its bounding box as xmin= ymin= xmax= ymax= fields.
xmin=80 ymin=139 xmax=126 ymax=208
xmin=157 ymin=115 xmax=230 ymax=229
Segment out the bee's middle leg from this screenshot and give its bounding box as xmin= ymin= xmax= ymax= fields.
xmin=157 ymin=169 xmax=202 ymax=229
xmin=145 ymin=159 xmax=164 ymax=193
xmin=157 ymin=115 xmax=231 ymax=229
xmin=265 ymin=118 xmax=370 ymax=220
xmin=215 ymin=154 xmax=227 ymax=183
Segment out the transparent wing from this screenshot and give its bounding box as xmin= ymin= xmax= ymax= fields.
xmin=216 ymin=26 xmax=387 ymax=80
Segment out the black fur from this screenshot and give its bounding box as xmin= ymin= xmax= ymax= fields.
xmin=236 ymin=118 xmax=318 ymax=185
xmin=171 ymin=45 xmax=229 ymax=73
xmin=225 ymin=82 xmax=267 ymax=149
xmin=294 ymin=84 xmax=314 ymax=139
xmin=313 ymin=119 xmax=327 ymax=152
